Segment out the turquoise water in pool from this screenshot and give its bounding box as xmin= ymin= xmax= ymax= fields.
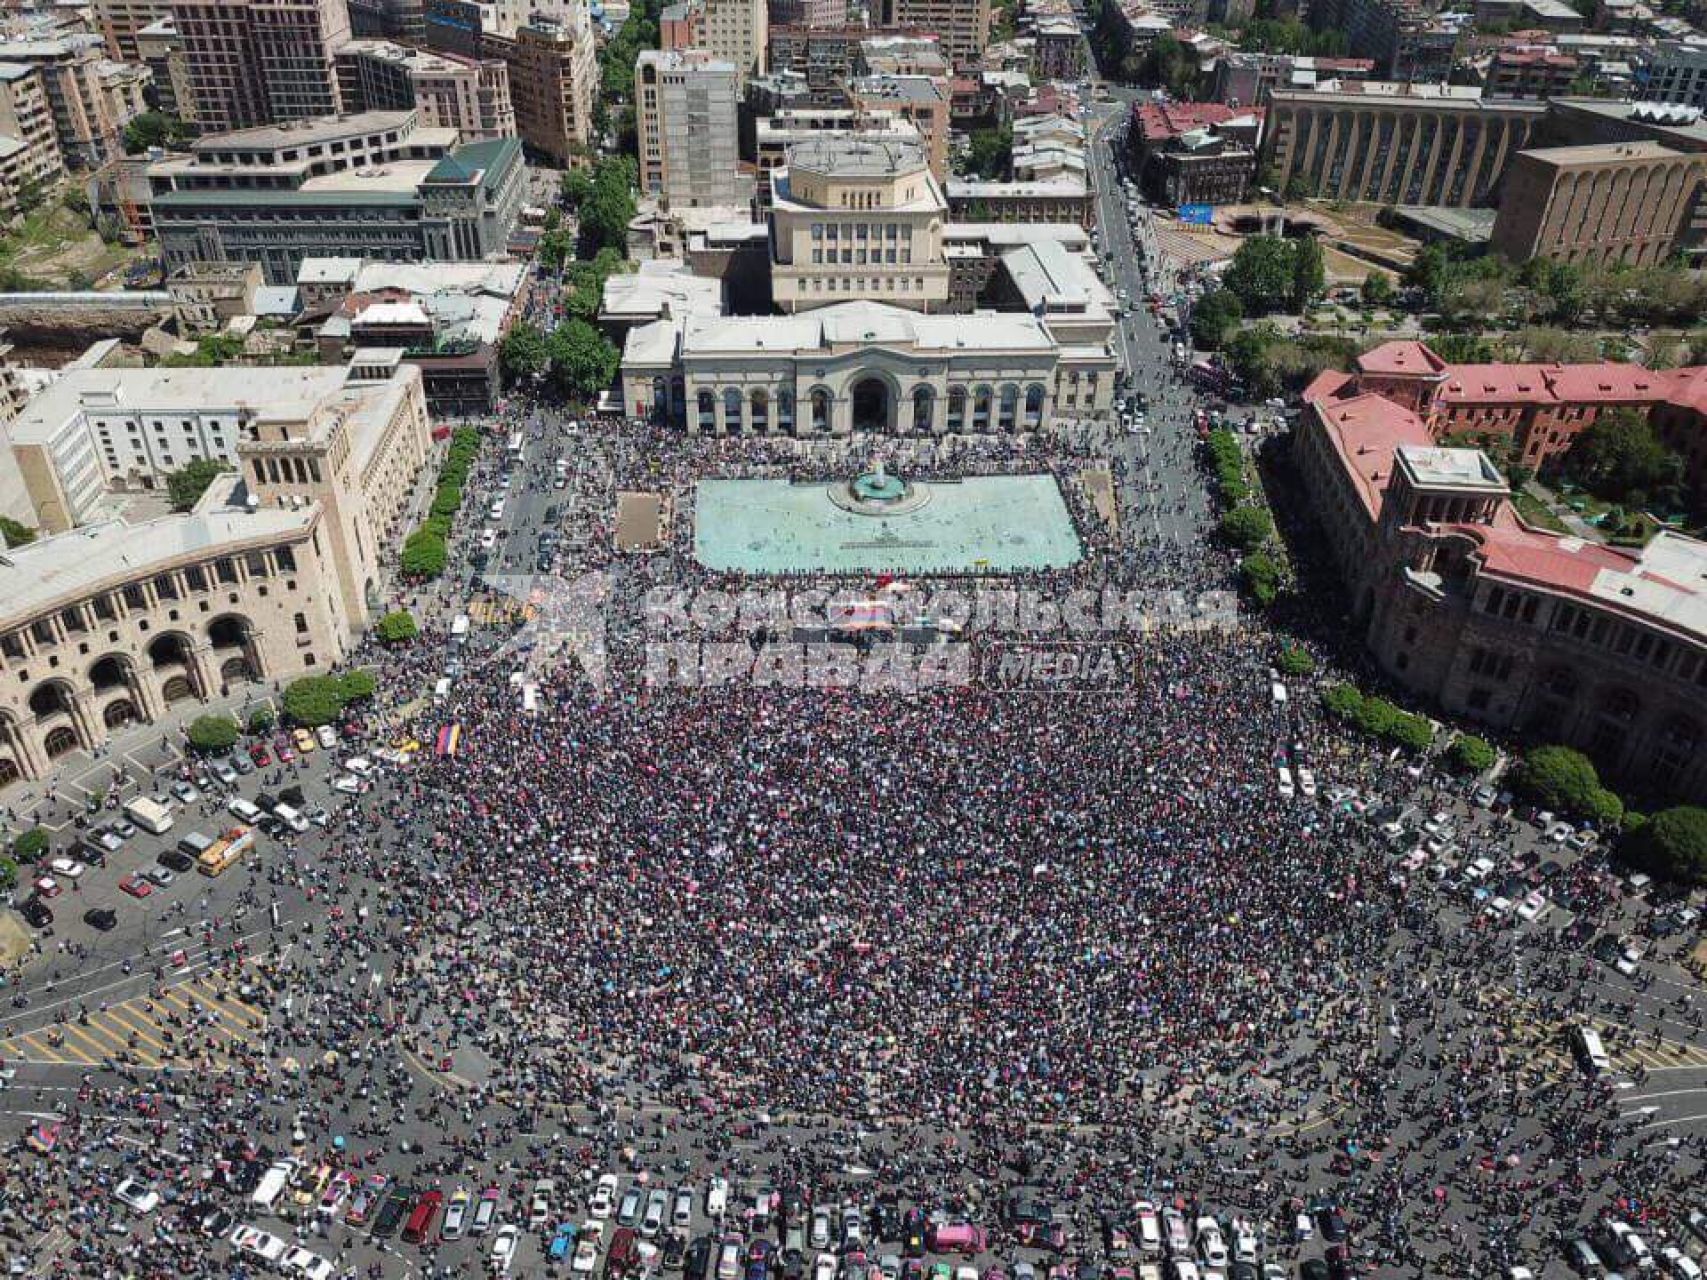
xmin=693 ymin=475 xmax=1083 ymax=575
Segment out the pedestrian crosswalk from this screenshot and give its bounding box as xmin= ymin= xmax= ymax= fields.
xmin=0 ymin=976 xmax=267 ymax=1071
xmin=1589 ymin=1019 xmax=1707 ymax=1072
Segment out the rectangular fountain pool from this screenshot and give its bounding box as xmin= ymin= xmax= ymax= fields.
xmin=693 ymin=474 xmax=1083 ymax=575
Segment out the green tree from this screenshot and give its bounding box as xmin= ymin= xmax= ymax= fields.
xmin=500 ymin=323 xmax=550 ymax=384
xmin=10 ymin=829 xmax=48 ymax=864
xmin=1240 ymin=552 xmax=1281 ymax=606
xmin=963 ymin=126 xmax=1012 ymax=179
xmin=1360 ymin=271 xmax=1395 ymax=307
xmin=375 ymin=611 xmax=420 ymax=644
xmin=401 ymin=529 xmax=448 ymax=577
xmin=1276 ymin=645 xmax=1315 ymax=677
xmin=1321 ymin=682 xmax=1365 ymax=722
xmin=1290 ymin=235 xmax=1325 ymax=311
xmin=187 ymin=713 xmax=240 ymax=753
xmin=1138 ymin=34 xmax=1200 ymax=96
xmin=1219 ymin=506 xmax=1273 ymax=551
xmin=166 ymin=459 xmax=230 ymax=512
xmin=1513 ymin=745 xmax=1622 ymax=823
xmin=1282 ymin=172 xmax=1316 ymax=202
xmin=1626 ymin=806 xmax=1707 ymax=887
xmin=0 ymin=516 xmax=35 ymax=547
xmin=1564 ymin=409 xmax=1684 ymax=506
xmin=1447 ymin=734 xmax=1496 ymax=774
xmin=560 ymin=167 xmax=594 ymax=210
xmin=1223 ymin=236 xmax=1297 ymax=315
xmin=282 ymin=676 xmax=348 ymax=727
xmin=339 ymin=669 xmax=377 ymax=702
xmin=1226 ymin=323 xmax=1284 ymax=399
xmin=1189 ymin=289 xmax=1243 ymax=351
xmin=1425 ymin=332 xmax=1495 ymax=363
xmin=537 ymin=226 xmax=576 ymax=271
xmin=123 ymin=110 xmax=191 ymax=154
xmin=579 ymin=157 xmax=638 ymax=257
xmin=0 ymin=857 xmax=16 ymax=893
xmin=548 ymin=319 xmax=619 ymax=402
xmin=1383 ymin=709 xmax=1436 ymax=754
xmin=248 ymin=705 xmax=276 ymax=733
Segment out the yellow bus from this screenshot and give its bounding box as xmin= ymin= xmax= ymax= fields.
xmin=198 ymin=825 xmax=257 ymax=876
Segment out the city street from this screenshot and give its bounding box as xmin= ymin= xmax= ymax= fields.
xmin=0 ymin=56 xmax=1702 ymax=1280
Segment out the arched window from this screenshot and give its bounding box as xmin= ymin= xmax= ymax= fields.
xmin=1653 ymin=715 xmax=1701 ymax=791
xmin=998 ymin=384 xmax=1019 ymax=431
xmin=811 ymin=388 xmax=831 ymax=433
xmin=751 ymin=389 xmax=770 ymax=433
xmin=777 ymin=389 xmax=795 ymax=433
xmin=912 ymin=386 xmax=934 ymax=433
xmin=972 ymin=385 xmax=992 ymax=430
xmin=1024 ymin=383 xmax=1046 ymax=427
xmin=723 ymin=388 xmax=743 ymax=433
xmin=651 ymin=377 xmax=668 ymax=419
xmin=696 ymin=390 xmax=715 ymax=432
xmin=947 ymin=387 xmax=966 ymax=432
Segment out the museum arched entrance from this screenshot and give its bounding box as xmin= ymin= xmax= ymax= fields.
xmin=851 ymin=377 xmax=891 ymax=432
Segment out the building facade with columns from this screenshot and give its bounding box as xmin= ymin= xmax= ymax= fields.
xmin=1260 ymin=80 xmax=1546 ymax=207
xmin=620 ymin=299 xmax=1115 ymax=434
xmin=0 ymin=495 xmax=353 ymax=786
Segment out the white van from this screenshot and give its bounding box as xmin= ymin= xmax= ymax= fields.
xmin=251 ymin=1158 xmax=300 ymax=1212
xmin=434 ymin=677 xmax=452 ymax=702
xmin=1573 ymin=1025 xmax=1612 ymax=1075
xmin=488 ymin=499 xmax=505 ymax=521
xmin=228 ymin=797 xmax=263 ymax=824
xmin=272 ymin=803 xmax=310 ymax=835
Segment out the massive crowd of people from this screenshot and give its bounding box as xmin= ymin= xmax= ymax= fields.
xmin=0 ymin=277 xmax=1702 ymax=1280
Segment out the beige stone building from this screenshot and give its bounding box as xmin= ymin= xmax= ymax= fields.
xmin=769 ymin=137 xmax=951 ymax=314
xmin=0 ymin=496 xmax=355 ymax=783
xmin=136 ymin=17 xmax=197 ymax=121
xmin=1491 ymin=141 xmax=1707 ymax=268
xmin=846 ymin=75 xmax=950 ymax=180
xmin=166 ymin=260 xmax=264 ymax=330
xmin=621 ymin=297 xmax=1116 ymax=433
xmin=0 ymin=62 xmax=65 ymax=195
xmin=0 ymin=355 xmax=433 ymax=785
xmin=491 ymin=9 xmax=596 ymax=167
xmin=0 ymin=36 xmax=149 ymax=170
xmin=6 ymin=360 xmax=430 ymax=551
xmin=335 ymin=39 xmax=516 ymax=141
xmin=701 ymin=0 xmax=766 ymax=87
xmin=1260 ymin=80 xmax=1546 ymax=208
xmin=881 ymin=0 xmax=989 ymax=65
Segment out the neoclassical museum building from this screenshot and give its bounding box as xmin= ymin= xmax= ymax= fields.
xmin=617 ymin=136 xmax=1120 ymax=434
xmin=623 ymin=300 xmax=1115 ymax=435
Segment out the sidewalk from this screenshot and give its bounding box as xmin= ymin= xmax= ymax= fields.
xmin=1523 ymin=478 xmax=1603 ymax=542
xmin=0 ymin=685 xmax=277 ymax=838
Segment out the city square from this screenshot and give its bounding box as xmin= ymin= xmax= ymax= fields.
xmin=0 ymin=0 xmax=1703 ymax=1274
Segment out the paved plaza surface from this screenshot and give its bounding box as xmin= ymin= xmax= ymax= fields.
xmin=0 ymin=83 xmax=1702 ymax=1280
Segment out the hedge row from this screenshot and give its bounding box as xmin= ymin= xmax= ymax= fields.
xmin=1205 ymin=429 xmax=1248 ymax=505
xmin=1320 ymin=682 xmax=1435 ymax=754
xmin=401 ymin=427 xmax=482 ymax=580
